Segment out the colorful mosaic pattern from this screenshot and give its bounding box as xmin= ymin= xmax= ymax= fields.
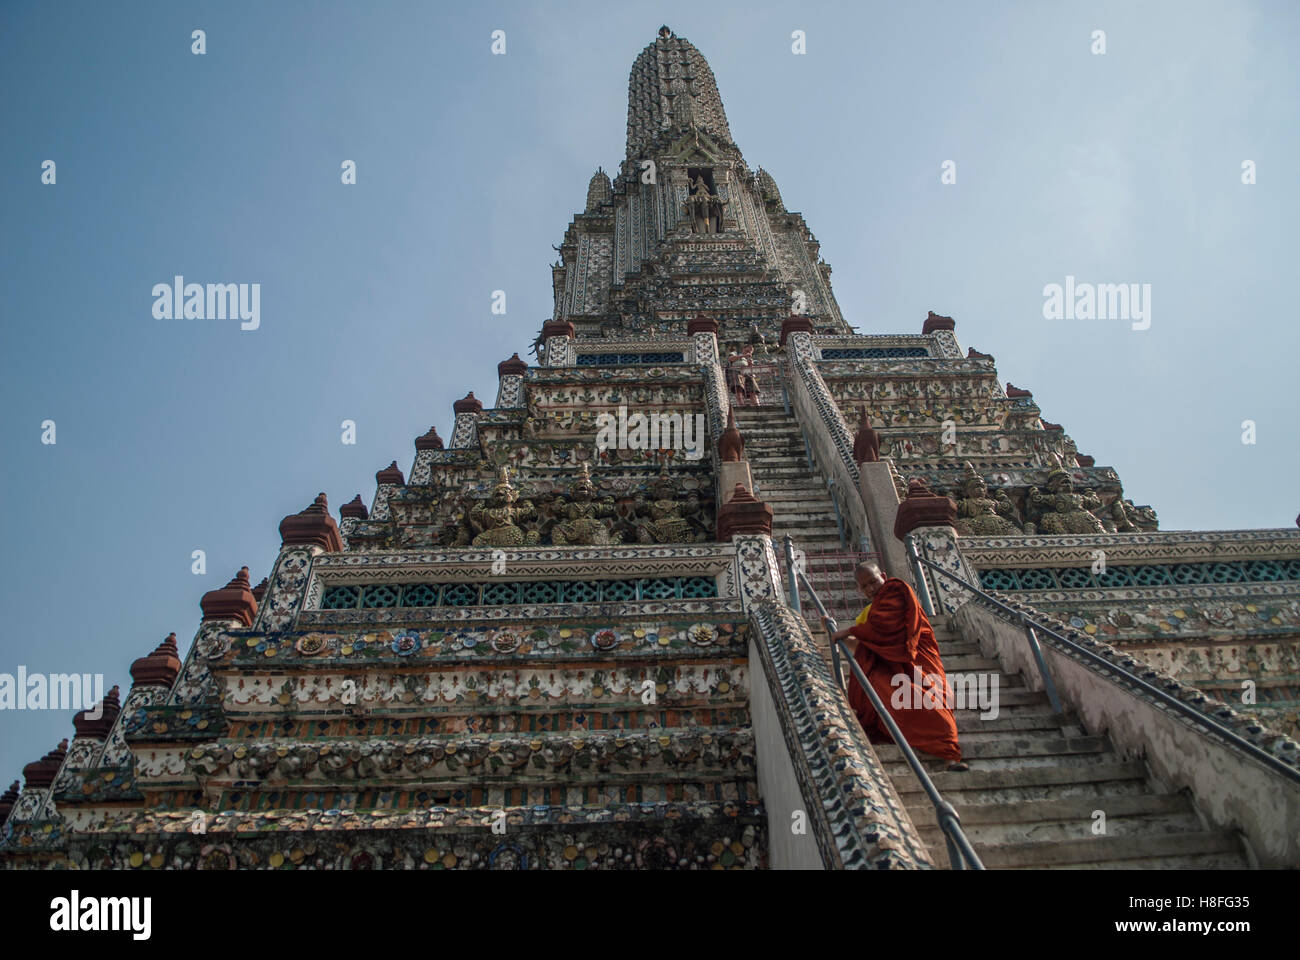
xmin=320 ymin=575 xmax=717 ymax=610
xmin=978 ymin=559 xmax=1300 ymax=592
xmin=576 ymin=352 xmax=686 ymax=366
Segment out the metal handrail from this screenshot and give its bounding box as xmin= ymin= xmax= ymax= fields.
xmin=783 ymin=536 xmax=985 ymax=870
xmin=906 ymin=542 xmax=1300 ymax=785
xmin=905 ymin=539 xmax=1062 ymax=713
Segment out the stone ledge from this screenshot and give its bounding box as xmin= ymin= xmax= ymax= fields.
xmin=1 ymin=806 xmax=769 ymax=870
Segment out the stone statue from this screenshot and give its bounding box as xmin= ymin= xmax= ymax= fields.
xmin=953 ymin=462 xmax=1022 ymax=536
xmin=682 ymin=489 xmax=712 ymax=540
xmin=1025 ymin=458 xmax=1107 ymax=535
xmin=635 ymin=467 xmax=703 ymax=543
xmin=469 ymin=467 xmax=540 ymax=547
xmin=1089 ymin=486 xmax=1135 ymax=533
xmin=1098 ymin=497 xmax=1158 ymax=533
xmin=686 ymin=174 xmax=724 ymax=233
xmin=551 ymin=462 xmax=621 ymax=546
xmin=438 ymin=508 xmax=471 ymax=547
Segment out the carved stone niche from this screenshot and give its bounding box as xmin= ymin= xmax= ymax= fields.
xmin=685 ymin=166 xmax=724 ymax=234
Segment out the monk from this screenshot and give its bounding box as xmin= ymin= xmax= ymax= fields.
xmin=831 ymin=562 xmax=968 ymax=771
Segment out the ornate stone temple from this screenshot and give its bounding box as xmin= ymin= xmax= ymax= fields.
xmin=3 ymin=27 xmax=1298 ymax=870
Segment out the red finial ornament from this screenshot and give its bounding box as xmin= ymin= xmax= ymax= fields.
xmin=415 ymin=426 xmax=444 ymax=451
xmin=279 ymin=493 xmax=343 ymax=551
xmin=376 ymin=461 xmax=405 ymax=486
xmin=340 ymin=495 xmax=369 ymax=520
xmin=718 ymin=407 xmax=744 ymax=462
xmin=130 ymin=633 xmax=183 ymax=688
xmin=200 ymin=567 xmax=258 ymax=626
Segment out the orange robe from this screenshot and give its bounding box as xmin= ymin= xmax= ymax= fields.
xmin=846 ymin=578 xmax=962 ymax=762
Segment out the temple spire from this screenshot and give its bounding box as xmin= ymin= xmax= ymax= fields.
xmin=625 ymin=28 xmax=733 ymax=159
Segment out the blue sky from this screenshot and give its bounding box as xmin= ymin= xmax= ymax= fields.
xmin=1 ymin=0 xmax=1296 ymax=783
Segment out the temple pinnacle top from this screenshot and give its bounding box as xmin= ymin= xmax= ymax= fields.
xmin=626 ymin=26 xmax=735 ymax=159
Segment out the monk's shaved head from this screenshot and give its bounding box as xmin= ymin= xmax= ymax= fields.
xmin=855 ymin=561 xmax=886 ymax=600
xmin=856 ymin=561 xmax=884 ymax=584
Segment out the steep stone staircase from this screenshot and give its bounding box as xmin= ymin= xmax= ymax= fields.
xmin=734 ymin=404 xmax=841 ymax=550
xmin=739 ymin=402 xmax=1250 ymax=869
xmin=873 ymin=618 xmax=1253 ymax=869
xmin=733 ymin=405 xmax=849 ymax=620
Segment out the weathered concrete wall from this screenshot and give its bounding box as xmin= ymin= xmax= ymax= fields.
xmin=748 ymin=637 xmax=824 ymax=869
xmin=956 ymin=601 xmax=1300 ymax=867
xmin=857 ymin=460 xmax=913 ymax=586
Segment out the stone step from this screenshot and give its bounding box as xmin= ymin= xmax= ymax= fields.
xmin=752 ymin=470 xmax=818 ymax=479
xmin=930 ymin=791 xmax=1193 ymax=828
xmin=759 ymin=493 xmax=826 ymax=505
xmin=884 ymin=740 xmax=1109 ymax=781
xmin=751 ymin=478 xmax=826 ymax=488
xmin=768 ymin=514 xmax=842 ymax=527
xmin=758 ymin=492 xmax=834 ymax=506
xmin=893 ymin=760 xmax=1151 ymax=804
xmin=1037 ymin=850 xmax=1249 ymax=869
xmin=757 ymin=484 xmax=831 ymax=497
xmin=785 ymin=572 xmax=868 ymax=587
xmin=879 ymin=734 xmax=1107 ymax=764
xmin=772 ymin=523 xmax=841 ymax=535
xmin=746 ymin=454 xmax=806 ymax=463
xmin=951 ymin=688 xmax=1050 ymax=710
xmin=954 ymin=725 xmax=1089 ymax=746
xmin=900 ymin=654 xmax=1004 ymax=673
xmin=780 ymin=546 xmax=863 ymax=554
xmin=913 ymin=794 xmax=1201 ymax=850
xmin=767 ymin=517 xmax=837 ymax=529
xmin=933 ymin=641 xmax=984 ymax=657
xmin=734 ymin=430 xmax=802 ymax=440
xmin=751 ymin=476 xmax=821 ymax=486
xmin=888 ymin=751 xmax=1117 ymax=784
xmin=749 ymin=467 xmax=824 ymax=479
xmin=919 ymin=816 xmax=1225 ymax=859
xmin=770 ymin=514 xmax=838 ymax=525
xmin=954 ymin=711 xmax=1072 ymax=733
xmin=738 ymin=431 xmax=803 ymax=440
xmin=764 ymin=496 xmax=837 ymax=512
xmin=979 ymin=830 xmax=1245 ymax=869
xmin=774 ymin=531 xmax=843 ymax=544
xmin=837 ymin=666 xmax=1024 ymax=692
